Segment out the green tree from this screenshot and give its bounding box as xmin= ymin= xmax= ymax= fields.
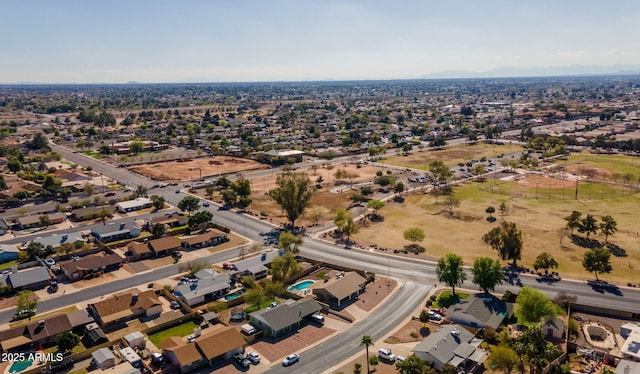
xmin=368 ymin=355 xmax=379 ymax=372
xmin=471 ymin=257 xmax=504 ymax=292
xmin=151 ymin=195 xmax=165 ymax=211
xmin=515 ymin=286 xmax=559 ymax=325
xmin=25 ymin=241 xmax=47 ymax=259
xmin=499 ymin=201 xmax=508 ymax=221
xmin=129 ymin=140 xmax=144 ymax=155
xmin=403 ymin=227 xmax=425 ymax=247
xmin=268 ymin=172 xmax=314 ymax=228
xmin=264 ymin=281 xmax=284 ymax=301
xmin=96 ymin=209 xmax=110 ymax=225
xmin=489 ymin=345 xmax=519 ymax=374
xmin=178 ymin=195 xmax=200 ymax=216
xmin=221 ymin=189 xmax=237 ymax=206
xmin=443 ymin=195 xmax=460 ymax=217
xmin=599 ymin=215 xmax=617 ymax=244
xmin=428 ymin=159 xmax=452 ymax=185
xmin=39 ymin=214 xmax=52 ymax=227
xmin=270 ymin=252 xmax=299 ymax=282
xmin=334 ymin=209 xmax=358 ymax=243
xmin=436 ymin=253 xmax=467 ymax=296
xmin=233 ymin=178 xmax=252 ymax=197
xmin=245 ymin=286 xmax=265 ymax=309
xmin=485 ymin=206 xmax=495 ymax=219
xmin=564 ymin=210 xmax=582 ymax=235
xmin=16 ymin=290 xmax=37 ymax=316
xmin=419 ymin=309 xmax=430 ymax=327
xmin=578 ymin=214 xmax=598 ymax=239
xmin=278 ymin=232 xmax=303 ymax=254
xmin=361 ymin=335 xmax=373 ymax=374
xmin=366 ymin=199 xmax=385 ymax=217
xmin=188 ymin=210 xmax=213 ymax=228
xmin=395 ymin=355 xmax=432 ymax=374
xmin=56 ymin=331 xmax=80 ymax=353
xmin=533 ymin=252 xmax=558 ymax=275
xmin=582 ymin=247 xmax=612 ymax=281
xmin=151 ymin=223 xmax=166 ymax=238
xmin=135 ymin=185 xmax=147 ymax=198
xmin=393 ymin=181 xmax=405 ymax=194
xmin=482 ymin=221 xmax=523 ymax=267
xmin=42 ymin=175 xmax=62 ymax=196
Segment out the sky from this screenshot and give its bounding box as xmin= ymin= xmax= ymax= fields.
xmin=1 ymin=0 xmax=639 ymax=83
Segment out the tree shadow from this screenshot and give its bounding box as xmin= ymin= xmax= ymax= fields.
xmin=486 ymin=217 xmax=497 ymax=223
xmin=419 ymin=327 xmax=431 ymax=337
xmin=606 ymin=243 xmax=627 ymax=257
xmin=535 ymin=276 xmax=561 ymax=284
xmin=570 ymin=235 xmax=601 ymax=249
xmin=393 ymin=196 xmax=405 ymax=203
xmin=403 ymin=244 xmax=425 ymax=254
xmin=587 ymin=280 xmax=623 ymax=296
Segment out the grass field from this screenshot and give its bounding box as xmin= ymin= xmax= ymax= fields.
xmin=354 ymin=177 xmax=640 ymax=284
xmin=148 ymin=320 xmax=198 ymax=347
xmin=381 ymin=142 xmax=524 ymax=170
xmin=555 ymin=152 xmax=640 ymax=178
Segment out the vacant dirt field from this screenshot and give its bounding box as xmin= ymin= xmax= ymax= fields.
xmin=353 ymin=179 xmax=640 ymax=284
xmin=250 ymin=163 xmax=386 ymax=195
xmin=382 ymin=142 xmax=524 ymax=170
xmin=129 ymin=156 xmax=268 ymax=181
xmin=516 ymin=173 xmax=575 ymax=189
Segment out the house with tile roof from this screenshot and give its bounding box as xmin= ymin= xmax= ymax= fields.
xmin=148 ymin=236 xmax=181 ymax=257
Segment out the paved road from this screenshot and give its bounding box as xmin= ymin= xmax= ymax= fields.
xmin=265 ymin=281 xmax=429 ymax=374
xmin=2 ymin=142 xmax=633 ymax=373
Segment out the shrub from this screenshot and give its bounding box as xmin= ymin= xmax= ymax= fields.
xmin=410 ymin=332 xmax=418 ymax=338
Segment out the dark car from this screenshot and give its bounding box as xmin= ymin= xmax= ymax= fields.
xmin=232 ymin=353 xmax=251 ymax=368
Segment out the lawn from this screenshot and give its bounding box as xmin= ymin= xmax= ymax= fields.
xmin=148 ymin=320 xmax=198 ymax=347
xmin=0 ymin=260 xmax=20 ymax=270
xmin=381 ymin=142 xmax=524 ymax=170
xmin=433 ymin=291 xmax=469 ymax=308
xmin=554 ymin=152 xmax=640 ymax=177
xmin=244 ymin=299 xmax=277 ymax=314
xmin=353 ymin=172 xmax=640 ymax=284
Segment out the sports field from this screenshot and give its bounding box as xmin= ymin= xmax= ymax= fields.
xmin=354 ymin=153 xmax=640 ymax=284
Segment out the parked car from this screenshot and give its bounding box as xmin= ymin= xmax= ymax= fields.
xmin=428 ymin=310 xmax=442 ymax=321
xmin=233 ymin=353 xmax=251 ymax=368
xmin=396 ymin=356 xmax=406 ymax=363
xmin=175 ymin=189 xmax=181 ymax=193
xmin=170 ymin=301 xmax=180 ymax=310
xmin=282 ymin=353 xmax=299 ymax=367
xmin=247 ymin=351 xmax=260 ymax=364
xmin=202 ymin=202 xmax=210 ymax=207
xmin=378 ymin=348 xmax=396 ymax=362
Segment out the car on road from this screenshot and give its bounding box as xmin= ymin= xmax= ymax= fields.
xmin=175 ymin=189 xmax=181 ymax=193
xmin=232 ymin=353 xmax=251 ymax=368
xmin=282 ymin=353 xmax=299 ymax=367
xmin=202 ymin=202 xmax=210 ymax=207
xmin=247 ymin=351 xmax=260 ymax=364
xmin=105 ymin=192 xmax=116 ymax=197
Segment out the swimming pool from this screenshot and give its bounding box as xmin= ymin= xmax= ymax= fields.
xmin=224 ymin=289 xmax=245 ymax=301
xmin=9 ymin=358 xmax=33 ymax=373
xmin=288 ymin=280 xmax=315 ymax=292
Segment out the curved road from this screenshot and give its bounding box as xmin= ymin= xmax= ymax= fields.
xmin=9 ymin=144 xmax=635 ymax=372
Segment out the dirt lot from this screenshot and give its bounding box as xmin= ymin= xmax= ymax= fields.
xmin=129 ymin=156 xmax=268 ymax=181
xmin=516 ymin=173 xmax=575 ymax=188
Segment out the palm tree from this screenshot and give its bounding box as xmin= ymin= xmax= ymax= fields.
xmin=360 ymin=335 xmax=373 ymax=374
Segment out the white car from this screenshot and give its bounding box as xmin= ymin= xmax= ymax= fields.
xmin=247 ymin=351 xmax=260 ymax=364
xmin=378 ymin=348 xmax=396 ymax=362
xmin=396 ymin=356 xmax=406 ymax=362
xmin=282 ymin=353 xmax=299 ymax=367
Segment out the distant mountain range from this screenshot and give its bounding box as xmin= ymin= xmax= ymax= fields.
xmin=421 ymin=64 xmax=640 ymax=79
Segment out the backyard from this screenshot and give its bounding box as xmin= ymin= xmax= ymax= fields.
xmin=148 ymin=320 xmax=199 ymax=347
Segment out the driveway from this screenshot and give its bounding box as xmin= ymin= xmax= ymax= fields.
xmin=251 ymin=324 xmax=336 ymax=363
